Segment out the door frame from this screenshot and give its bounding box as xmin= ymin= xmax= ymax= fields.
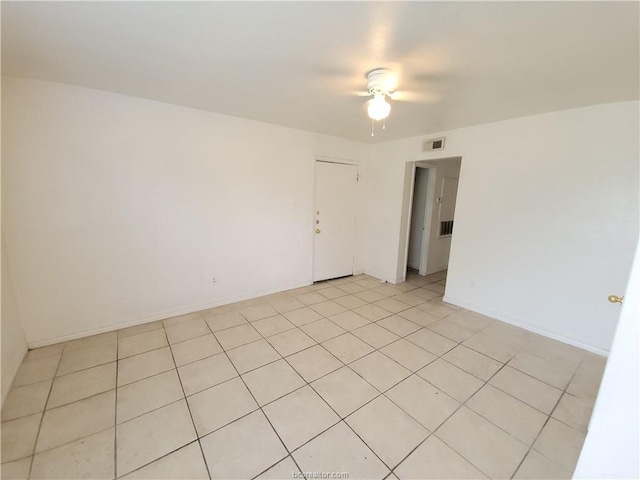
xmin=406 ymin=163 xmax=436 ymax=275
xmin=397 ymin=156 xmax=463 ymax=283
xmin=312 ymin=157 xmax=359 ymax=282
xmin=417 ymin=163 xmax=438 ymax=276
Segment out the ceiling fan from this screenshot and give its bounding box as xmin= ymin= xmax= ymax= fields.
xmin=358 ymin=68 xmax=401 ymax=137
xmin=339 ymin=64 xmax=448 ymax=137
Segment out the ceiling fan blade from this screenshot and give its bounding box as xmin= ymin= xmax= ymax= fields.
xmin=409 ymin=72 xmax=456 ymax=85
xmin=389 ymin=90 xmax=442 ymax=104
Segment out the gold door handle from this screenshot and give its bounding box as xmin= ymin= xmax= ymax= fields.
xmin=608 ymin=295 xmax=624 ymax=304
xmin=316 ymin=229 xmax=321 ymax=234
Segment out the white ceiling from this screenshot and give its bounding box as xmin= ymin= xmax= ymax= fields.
xmin=2 ymin=2 xmax=638 ymax=143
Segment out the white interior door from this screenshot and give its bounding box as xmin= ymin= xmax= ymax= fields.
xmin=407 ymin=167 xmax=429 ymax=270
xmin=573 ymin=245 xmax=639 ymax=479
xmin=313 ymin=161 xmax=357 ymax=282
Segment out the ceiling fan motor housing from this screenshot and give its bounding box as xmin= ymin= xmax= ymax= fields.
xmin=366 ymin=68 xmax=393 ymax=96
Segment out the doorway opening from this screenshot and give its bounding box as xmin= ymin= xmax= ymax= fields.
xmin=401 ymin=157 xmax=462 ymax=282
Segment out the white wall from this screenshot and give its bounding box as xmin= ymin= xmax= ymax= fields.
xmin=425 ymin=160 xmax=460 ymax=274
xmin=365 ymin=102 xmax=639 ymax=353
xmin=407 ymin=167 xmax=429 ymax=270
xmin=4 ymin=76 xmax=638 ymax=355
xmin=1 ymin=235 xmax=28 ymax=406
xmin=2 ymin=77 xmax=370 ymax=347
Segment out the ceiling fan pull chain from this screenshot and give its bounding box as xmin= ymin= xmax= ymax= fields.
xmin=371 ymin=118 xmax=375 ymax=137
xmin=383 ymin=118 xmax=386 ymax=130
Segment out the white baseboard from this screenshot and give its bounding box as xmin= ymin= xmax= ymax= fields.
xmin=443 ymin=295 xmax=609 ymax=357
xmin=359 ymin=271 xmax=389 ymax=285
xmin=28 ymin=279 xmax=313 ymax=349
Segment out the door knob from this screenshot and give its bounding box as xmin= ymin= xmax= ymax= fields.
xmin=608 ymin=294 xmax=624 ymax=304
xmin=316 ymin=229 xmax=321 ymax=234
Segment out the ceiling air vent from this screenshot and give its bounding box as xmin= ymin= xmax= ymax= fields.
xmin=423 ymin=137 xmax=445 ymax=152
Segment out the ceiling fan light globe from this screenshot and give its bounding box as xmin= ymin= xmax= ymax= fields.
xmin=367 ymin=96 xmax=391 ymax=121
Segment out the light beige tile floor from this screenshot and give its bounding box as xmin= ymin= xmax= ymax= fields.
xmin=0 ymin=271 xmax=606 ymax=480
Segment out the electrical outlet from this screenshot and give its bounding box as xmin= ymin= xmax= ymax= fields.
xmin=212 ymin=277 xmax=217 ymax=284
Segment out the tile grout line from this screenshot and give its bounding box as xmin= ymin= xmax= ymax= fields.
xmin=32 ymin=342 xmax=116 ymax=380
xmin=110 ymin=320 xmax=212 ymax=479
xmin=254 ymin=338 xmax=393 ymax=476
xmin=423 ymin=361 xmax=515 ymax=477
xmin=114 ymin=328 xmax=119 ymax=479
xmin=12 ymin=341 xmax=121 ymax=470
xmin=10 ymin=272 xmax=596 ymax=480
xmin=383 ymin=359 xmax=518 ymax=479
xmin=291 ymin=276 xmax=453 ymax=475
xmin=26 ymin=341 xmax=67 ymax=479
xmin=304 ymin=281 xmax=571 ymax=477
xmin=111 ymin=401 xmax=202 ymax=478
xmin=19 ymin=285 xmax=462 ymax=388
xmin=399 ymin=340 xmax=582 ymax=480
xmin=199 ymin=314 xmax=304 ymax=479
xmin=161 ymin=315 xmax=214 ymax=480
xmin=507 ymin=353 xmax=590 ymax=480
xmin=226 ymin=288 xmax=471 ymax=477
xmin=110 ymin=319 xmax=206 ymax=478
xmin=0 ymin=284 xmax=424 ymax=400
xmin=117 ymin=437 xmax=205 ymax=479
xmin=220 ymin=291 xmax=402 ymax=476
xmin=192 ymin=281 xmax=476 ymax=475
xmin=11 ymin=291 xmax=453 ymax=396
xmin=485 ymin=368 xmax=570 ymax=417
xmin=49 ymin=358 xmax=117 ymax=380
xmin=92 ymin=312 xmax=571 ymax=479
xmin=433 ymin=342 xmax=586 ymax=476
